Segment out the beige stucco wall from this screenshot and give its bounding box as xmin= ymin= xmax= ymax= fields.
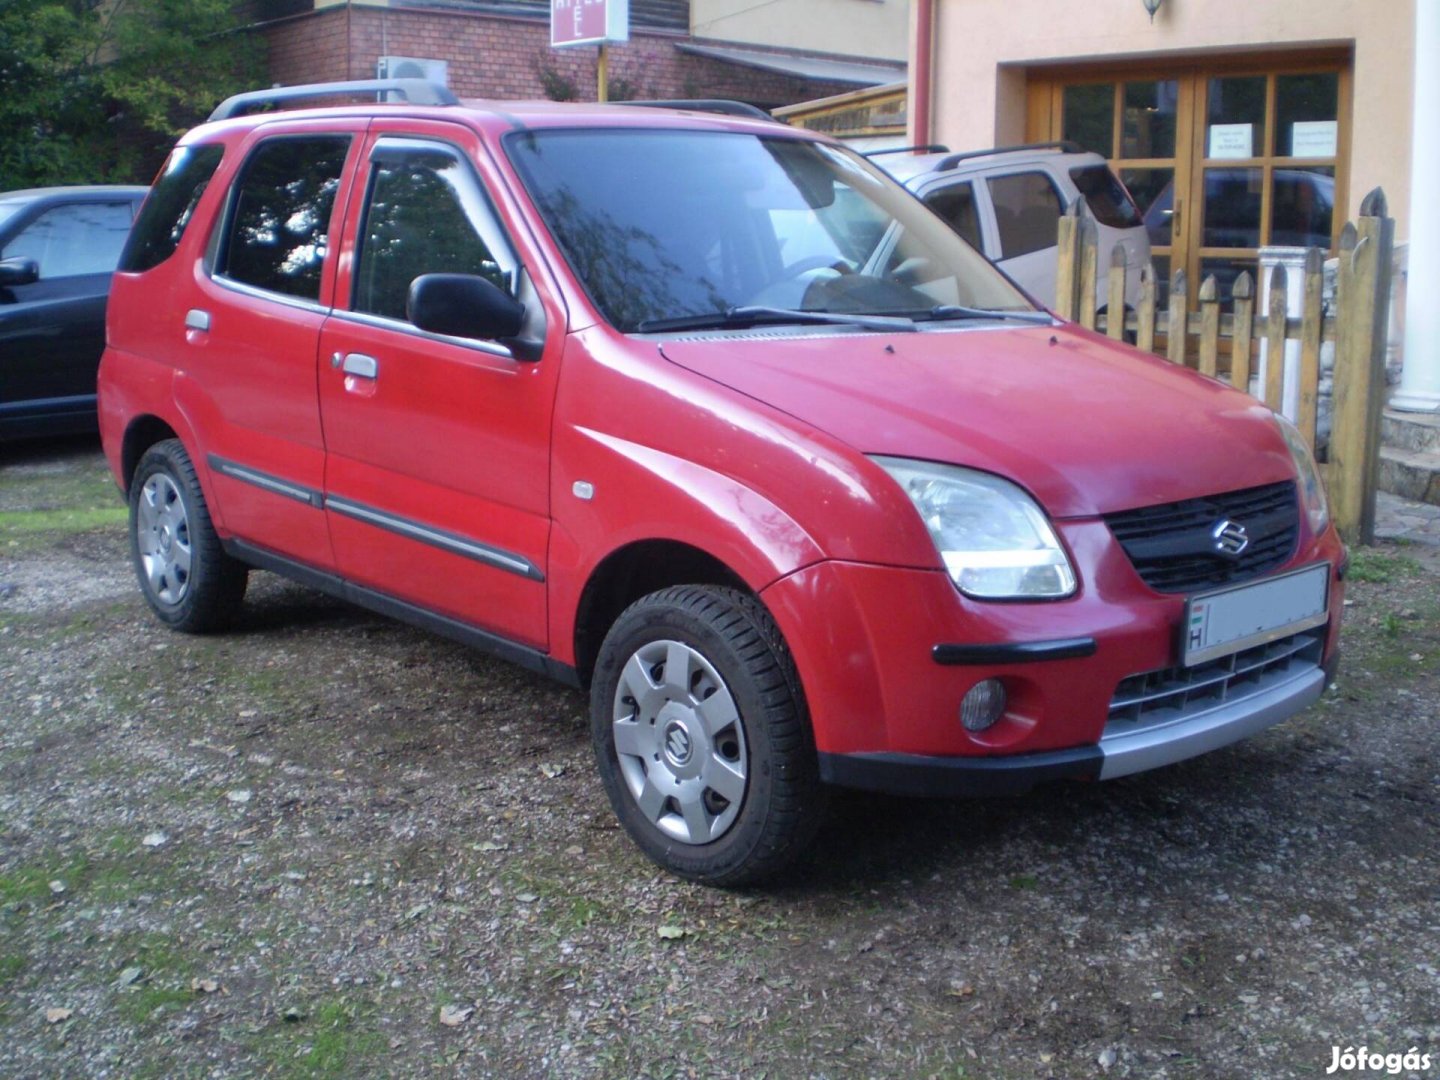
xmin=693 ymin=0 xmax=909 ymax=62
xmin=916 ymin=0 xmax=1416 ymax=236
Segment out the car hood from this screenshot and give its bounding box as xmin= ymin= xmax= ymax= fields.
xmin=659 ymin=324 xmax=1295 ymax=519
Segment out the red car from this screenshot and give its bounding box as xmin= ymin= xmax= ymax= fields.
xmin=98 ymin=80 xmax=1345 ymax=885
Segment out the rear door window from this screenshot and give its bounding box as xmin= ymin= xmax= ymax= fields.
xmin=923 ymin=182 xmax=983 ymax=252
xmin=218 ymin=136 xmax=351 ymax=302
xmin=1068 ymin=164 xmax=1142 ymax=229
xmin=987 ymin=172 xmax=1064 ymax=259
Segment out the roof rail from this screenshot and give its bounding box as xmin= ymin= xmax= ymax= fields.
xmin=612 ymin=99 xmax=775 ymax=121
xmin=934 ymin=140 xmax=1084 ymax=171
xmin=208 ymin=79 xmax=460 ymax=122
xmin=861 ymin=144 xmax=951 ymax=158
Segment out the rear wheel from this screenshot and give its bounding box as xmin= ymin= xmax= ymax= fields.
xmin=129 ymin=439 xmax=247 ymax=633
xmin=590 ymin=585 xmax=825 ymax=886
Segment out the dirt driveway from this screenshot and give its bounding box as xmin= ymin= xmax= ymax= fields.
xmin=2 ymin=437 xmax=1438 ymax=1080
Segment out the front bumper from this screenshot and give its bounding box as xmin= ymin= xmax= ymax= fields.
xmin=762 ymin=520 xmax=1346 ymax=799
xmin=818 ymin=647 xmax=1330 ymax=797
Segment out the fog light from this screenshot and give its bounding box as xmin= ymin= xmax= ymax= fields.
xmin=959 ymin=679 xmax=1007 ymax=732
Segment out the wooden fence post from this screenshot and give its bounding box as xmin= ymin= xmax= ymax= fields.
xmin=1136 ymin=264 xmax=1156 ymax=354
xmin=1231 ymin=271 xmax=1255 ymax=391
xmin=1197 ymin=275 xmax=1220 ymax=378
xmin=1166 ymin=269 xmax=1188 ymax=365
xmin=1106 ymin=246 xmax=1127 ymax=341
xmin=1078 ymin=209 xmax=1099 ymax=331
xmin=1329 ymin=189 xmax=1396 ymax=545
xmin=1055 ymin=201 xmax=1081 ymax=322
xmin=1297 ymin=247 xmax=1325 ymax=448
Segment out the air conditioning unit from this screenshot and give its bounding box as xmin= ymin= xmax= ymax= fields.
xmin=376 ymin=56 xmax=449 ymax=85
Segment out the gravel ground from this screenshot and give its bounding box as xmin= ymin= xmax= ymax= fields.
xmin=2 ymin=437 xmax=1438 ymax=1080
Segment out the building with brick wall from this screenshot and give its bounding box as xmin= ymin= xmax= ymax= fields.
xmin=244 ymin=0 xmax=905 ymax=112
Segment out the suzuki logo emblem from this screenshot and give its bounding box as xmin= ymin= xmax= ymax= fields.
xmin=1212 ymin=518 xmax=1250 ymax=556
xmin=664 ymin=723 xmax=693 ymax=765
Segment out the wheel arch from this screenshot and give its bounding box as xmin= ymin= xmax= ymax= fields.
xmin=120 ymin=414 xmax=182 ymax=494
xmin=572 ymin=539 xmax=750 ymax=688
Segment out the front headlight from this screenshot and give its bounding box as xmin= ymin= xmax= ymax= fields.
xmin=1274 ymin=415 xmax=1329 ymax=535
xmin=872 ymin=456 xmax=1076 ymax=599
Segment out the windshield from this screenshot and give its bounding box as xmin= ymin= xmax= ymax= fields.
xmin=505 ymin=129 xmax=1031 ymax=333
xmin=0 ymin=198 xmax=34 ymax=232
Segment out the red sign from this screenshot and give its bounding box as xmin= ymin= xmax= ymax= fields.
xmin=551 ymin=0 xmax=629 ymax=48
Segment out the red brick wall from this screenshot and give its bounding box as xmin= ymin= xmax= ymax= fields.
xmin=259 ymin=7 xmax=860 ymax=110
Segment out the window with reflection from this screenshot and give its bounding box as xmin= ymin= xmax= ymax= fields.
xmin=353 ymin=141 xmax=513 ymax=323
xmin=220 ymin=136 xmax=351 ymax=301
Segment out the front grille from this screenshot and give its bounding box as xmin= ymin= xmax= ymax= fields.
xmin=1105 ymin=629 xmax=1323 ymax=735
xmin=1104 ymin=481 xmax=1298 ymax=593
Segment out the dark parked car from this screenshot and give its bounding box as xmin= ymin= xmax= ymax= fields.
xmin=1 ymin=185 xmax=148 ymax=439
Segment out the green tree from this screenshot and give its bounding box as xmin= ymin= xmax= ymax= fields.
xmin=0 ymin=0 xmax=265 ymax=189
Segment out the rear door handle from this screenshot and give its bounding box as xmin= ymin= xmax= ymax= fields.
xmin=339 ymin=353 xmax=378 ymax=379
xmin=185 ymin=309 xmax=211 ymax=332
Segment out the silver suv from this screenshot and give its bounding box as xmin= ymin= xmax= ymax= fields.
xmin=877 ymin=142 xmax=1151 ymax=314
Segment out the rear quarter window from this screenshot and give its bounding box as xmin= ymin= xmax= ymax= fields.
xmin=120 ymin=145 xmax=225 ymax=273
xmin=1068 ymin=164 xmax=1142 ymax=229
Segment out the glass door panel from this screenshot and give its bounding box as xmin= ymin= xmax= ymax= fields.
xmin=1122 ymin=79 xmax=1178 ymax=158
xmin=1205 ymin=76 xmax=1267 ymax=159
xmin=1062 ymin=83 xmax=1114 ymax=156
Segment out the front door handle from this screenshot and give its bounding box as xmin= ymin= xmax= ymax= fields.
xmin=340 ymin=353 xmax=378 ymax=379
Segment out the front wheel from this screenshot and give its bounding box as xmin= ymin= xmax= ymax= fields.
xmin=590 ymin=586 xmax=825 ymax=886
xmin=129 ymin=439 xmax=248 ymax=633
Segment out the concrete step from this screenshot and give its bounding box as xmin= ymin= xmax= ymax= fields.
xmin=1382 ymin=407 xmax=1440 ymax=454
xmin=1378 ymin=445 xmax=1440 ymax=506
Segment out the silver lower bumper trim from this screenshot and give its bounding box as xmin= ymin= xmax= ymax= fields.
xmin=1097 ymin=664 xmax=1325 ymax=780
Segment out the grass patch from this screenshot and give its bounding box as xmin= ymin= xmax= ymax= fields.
xmin=0 ymin=506 xmax=128 ymax=535
xmin=1347 ymin=548 xmax=1423 ymax=584
xmin=0 ymin=954 xmax=27 ymax=985
xmin=113 ymin=934 xmax=200 ymax=1026
xmin=250 ymin=996 xmax=387 ymax=1080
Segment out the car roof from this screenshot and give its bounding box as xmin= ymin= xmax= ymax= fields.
xmin=0 ymin=185 xmax=149 ymax=205
xmin=879 ymin=145 xmax=1107 ymax=186
xmin=192 ymin=88 xmax=808 ymax=146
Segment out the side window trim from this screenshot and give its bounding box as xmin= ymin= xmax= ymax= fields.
xmin=211 ymin=132 xmax=356 ymax=306
xmin=351 ymin=135 xmax=521 ymax=317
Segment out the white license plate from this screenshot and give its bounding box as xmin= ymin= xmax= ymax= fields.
xmin=1182 ymin=563 xmax=1330 ymax=666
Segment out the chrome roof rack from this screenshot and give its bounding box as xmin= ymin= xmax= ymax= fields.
xmin=208 ymin=79 xmax=460 ymax=122
xmin=933 ymin=140 xmax=1084 ymax=171
xmin=612 ymin=99 xmax=776 ymax=121
xmin=861 ymin=144 xmax=951 ymax=158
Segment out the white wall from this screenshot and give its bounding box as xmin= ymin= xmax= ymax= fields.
xmin=693 ymin=0 xmax=910 ymax=62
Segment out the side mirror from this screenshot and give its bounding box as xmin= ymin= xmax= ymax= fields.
xmin=0 ymin=257 xmax=39 ymax=287
xmin=408 ymin=273 xmax=526 ymax=347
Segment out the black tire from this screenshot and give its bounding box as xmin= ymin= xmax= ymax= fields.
xmin=128 ymin=439 xmax=248 ymax=633
xmin=590 ymin=585 xmax=826 ymax=886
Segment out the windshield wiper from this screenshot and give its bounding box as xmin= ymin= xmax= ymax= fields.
xmin=636 ymin=305 xmax=917 ymax=334
xmin=921 ymin=305 xmax=1054 ymax=325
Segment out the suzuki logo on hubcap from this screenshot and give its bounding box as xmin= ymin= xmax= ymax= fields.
xmin=663 ymin=722 xmax=693 ymax=766
xmin=1212 ymin=518 xmax=1250 ymax=556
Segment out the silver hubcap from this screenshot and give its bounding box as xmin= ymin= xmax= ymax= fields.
xmin=612 ymin=639 xmax=748 ymax=845
xmin=136 ymin=473 xmax=193 ymax=607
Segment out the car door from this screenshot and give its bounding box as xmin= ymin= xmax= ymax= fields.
xmin=183 ymin=124 xmax=365 ymax=570
xmin=982 ymin=169 xmax=1065 ymax=307
xmin=0 ymin=197 xmax=137 ymax=417
xmin=318 ymin=122 xmax=562 ymax=649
